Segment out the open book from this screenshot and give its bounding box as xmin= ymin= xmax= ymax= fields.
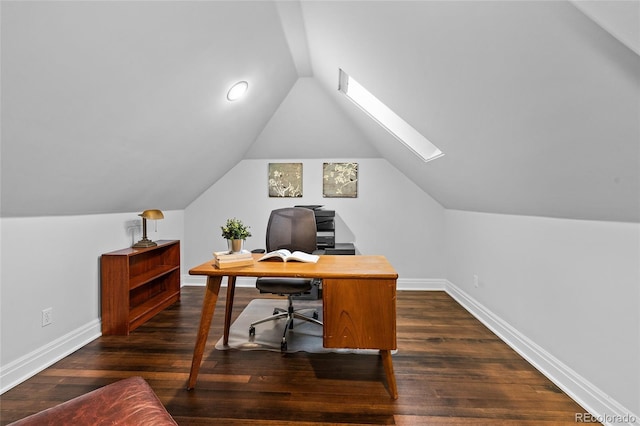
xmin=258 ymin=249 xmax=319 ymax=263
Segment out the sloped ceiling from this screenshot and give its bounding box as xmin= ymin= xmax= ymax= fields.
xmin=1 ymin=1 xmax=298 ymax=216
xmin=570 ymin=0 xmax=640 ymax=55
xmin=245 ymin=77 xmax=380 ymax=159
xmin=1 ymin=1 xmax=638 ymax=222
xmin=302 ymin=0 xmax=639 ymax=222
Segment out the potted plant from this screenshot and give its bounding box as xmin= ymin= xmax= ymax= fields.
xmin=221 ymin=218 xmax=251 ymax=253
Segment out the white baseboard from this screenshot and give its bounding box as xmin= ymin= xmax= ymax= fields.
xmin=397 ymin=278 xmax=447 ymax=291
xmin=0 ymin=319 xmax=102 ymax=395
xmin=444 ymin=280 xmax=639 ymax=426
xmin=182 ymin=275 xmax=448 ymax=291
xmin=181 ymin=274 xmax=256 ymax=288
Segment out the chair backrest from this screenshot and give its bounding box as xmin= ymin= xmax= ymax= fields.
xmin=265 ymin=208 xmax=317 ymax=253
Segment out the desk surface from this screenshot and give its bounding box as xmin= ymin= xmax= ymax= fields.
xmin=189 ymin=254 xmax=398 ymax=279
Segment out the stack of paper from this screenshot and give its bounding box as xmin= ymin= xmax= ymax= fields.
xmin=213 ymin=250 xmax=254 ymax=269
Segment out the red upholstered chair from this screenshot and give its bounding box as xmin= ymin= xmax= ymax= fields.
xmin=9 ymin=376 xmax=177 ymax=426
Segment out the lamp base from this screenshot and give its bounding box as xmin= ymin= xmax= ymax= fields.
xmin=132 ymin=238 xmax=157 ymax=248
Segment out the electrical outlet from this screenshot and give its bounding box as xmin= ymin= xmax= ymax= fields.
xmin=473 ymin=274 xmax=479 ymax=288
xmin=124 ymin=219 xmax=141 ymax=230
xmin=42 ymin=308 xmax=53 ymax=327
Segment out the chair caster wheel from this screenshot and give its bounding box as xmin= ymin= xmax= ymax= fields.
xmin=312 ymin=311 xmax=319 ymax=320
xmin=249 ymin=326 xmax=255 ymax=336
xmin=273 ymin=309 xmax=279 ymax=315
xmin=281 ymin=341 xmax=287 ymax=352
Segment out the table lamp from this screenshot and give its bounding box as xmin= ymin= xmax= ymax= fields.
xmin=133 ymin=209 xmax=164 ymax=248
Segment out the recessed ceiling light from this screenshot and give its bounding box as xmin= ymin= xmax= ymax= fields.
xmin=338 ymin=69 xmax=443 ymax=162
xmin=227 ymin=81 xmax=249 ymax=101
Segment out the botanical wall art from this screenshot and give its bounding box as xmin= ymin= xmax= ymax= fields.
xmin=323 ymin=162 xmax=358 ymax=198
xmin=268 ymin=163 xmax=303 ymax=197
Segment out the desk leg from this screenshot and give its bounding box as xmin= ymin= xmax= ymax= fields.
xmin=380 ymin=350 xmax=398 ymax=400
xmin=223 ymin=276 xmax=236 ymax=346
xmin=187 ymin=276 xmax=222 ymax=390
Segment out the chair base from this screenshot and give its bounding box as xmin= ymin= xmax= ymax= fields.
xmin=249 ymin=296 xmax=323 ymax=352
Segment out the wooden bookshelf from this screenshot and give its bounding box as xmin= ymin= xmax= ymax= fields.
xmin=101 ymin=240 xmax=180 ymax=335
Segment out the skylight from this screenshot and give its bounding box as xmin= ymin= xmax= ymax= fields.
xmin=338 ymin=69 xmax=444 ymax=162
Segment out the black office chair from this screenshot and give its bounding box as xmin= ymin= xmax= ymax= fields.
xmin=249 ymin=207 xmax=323 ymax=351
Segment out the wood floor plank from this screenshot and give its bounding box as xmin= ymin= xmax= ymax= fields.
xmin=0 ymin=287 xmax=595 ymax=425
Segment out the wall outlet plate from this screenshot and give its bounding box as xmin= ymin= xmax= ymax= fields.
xmin=42 ymin=308 xmax=53 ymax=327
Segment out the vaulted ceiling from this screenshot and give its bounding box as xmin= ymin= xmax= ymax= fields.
xmin=2 ymin=1 xmax=638 ymax=222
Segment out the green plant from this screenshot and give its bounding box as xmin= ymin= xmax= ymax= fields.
xmin=220 ymin=218 xmax=251 ymax=240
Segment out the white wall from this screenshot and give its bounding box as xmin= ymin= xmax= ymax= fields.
xmin=184 ymin=158 xmax=446 ymax=283
xmin=0 ymin=210 xmax=184 ymax=392
xmin=445 ymin=209 xmax=640 ymax=420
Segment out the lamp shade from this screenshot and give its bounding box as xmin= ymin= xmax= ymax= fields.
xmin=140 ymin=209 xmax=164 ymax=220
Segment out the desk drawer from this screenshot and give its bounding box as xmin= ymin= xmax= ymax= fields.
xmin=322 ymin=278 xmax=396 ymax=350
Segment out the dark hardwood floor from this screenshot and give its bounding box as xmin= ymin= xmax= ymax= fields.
xmin=1 ymin=286 xmax=593 ymax=425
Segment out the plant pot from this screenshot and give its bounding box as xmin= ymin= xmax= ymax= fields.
xmin=227 ymin=239 xmax=244 ymax=253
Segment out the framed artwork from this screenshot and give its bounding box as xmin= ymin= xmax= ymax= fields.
xmin=323 ymin=162 xmax=358 ymax=198
xmin=268 ymin=163 xmax=303 ymax=197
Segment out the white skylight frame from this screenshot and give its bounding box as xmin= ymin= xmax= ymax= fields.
xmin=338 ymin=69 xmax=444 ymax=162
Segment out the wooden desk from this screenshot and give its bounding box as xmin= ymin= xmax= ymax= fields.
xmin=187 ymin=254 xmax=399 ymax=399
